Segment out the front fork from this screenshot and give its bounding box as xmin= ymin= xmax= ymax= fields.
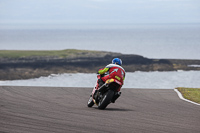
xmin=91 ymin=75 xmax=102 ymax=97
xmin=91 ymin=82 xmax=98 ymax=96
xmin=91 ymin=80 xmax=103 ymax=105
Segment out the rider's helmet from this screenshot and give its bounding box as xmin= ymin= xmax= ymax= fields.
xmin=112 ymin=58 xmax=122 ymax=66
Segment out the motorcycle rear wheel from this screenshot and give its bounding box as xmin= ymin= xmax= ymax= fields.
xmin=98 ymin=90 xmax=114 ymax=110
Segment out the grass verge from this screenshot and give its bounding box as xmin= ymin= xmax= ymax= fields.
xmin=176 ymin=87 xmax=200 ymax=104
xmin=0 ymin=49 xmax=102 ymax=58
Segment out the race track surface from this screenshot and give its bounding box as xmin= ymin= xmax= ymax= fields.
xmin=0 ymin=86 xmax=200 ymax=133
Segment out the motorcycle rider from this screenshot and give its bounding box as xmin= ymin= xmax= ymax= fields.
xmin=96 ymin=58 xmax=126 ymax=103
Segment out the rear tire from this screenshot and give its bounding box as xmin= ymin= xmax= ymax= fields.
xmin=98 ymin=90 xmax=114 ymax=110
xmin=87 ymin=96 xmax=94 ymax=107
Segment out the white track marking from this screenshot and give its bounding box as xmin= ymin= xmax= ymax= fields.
xmin=174 ymin=89 xmax=200 ymax=106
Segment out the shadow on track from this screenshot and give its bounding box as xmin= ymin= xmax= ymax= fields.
xmin=92 ymin=107 xmax=133 ymax=111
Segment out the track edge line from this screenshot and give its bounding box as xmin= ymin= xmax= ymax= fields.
xmin=174 ymin=89 xmax=200 ymax=106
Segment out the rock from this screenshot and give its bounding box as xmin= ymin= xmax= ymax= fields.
xmin=0 ymin=51 xmax=200 ymax=80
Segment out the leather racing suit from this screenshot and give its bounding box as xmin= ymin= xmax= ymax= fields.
xmin=98 ymin=63 xmax=126 ymax=92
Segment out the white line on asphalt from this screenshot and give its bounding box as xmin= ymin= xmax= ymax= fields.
xmin=174 ymin=89 xmax=200 ymax=106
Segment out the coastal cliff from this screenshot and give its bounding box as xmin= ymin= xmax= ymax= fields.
xmin=0 ymin=49 xmax=200 ymax=80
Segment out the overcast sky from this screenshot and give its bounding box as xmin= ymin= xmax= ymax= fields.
xmin=0 ymin=0 xmax=200 ymax=24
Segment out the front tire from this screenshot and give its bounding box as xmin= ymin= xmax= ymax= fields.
xmin=87 ymin=96 xmax=94 ymax=107
xmin=98 ymin=90 xmax=114 ymax=110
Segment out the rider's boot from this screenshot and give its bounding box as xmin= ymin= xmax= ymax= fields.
xmin=111 ymin=92 xmax=121 ymax=103
xmin=97 ymin=78 xmax=106 ymax=92
xmin=98 ymin=78 xmax=104 ymax=88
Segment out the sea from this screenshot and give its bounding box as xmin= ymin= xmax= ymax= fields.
xmin=0 ymin=23 xmax=200 ymax=89
xmin=0 ymin=71 xmax=200 ymax=89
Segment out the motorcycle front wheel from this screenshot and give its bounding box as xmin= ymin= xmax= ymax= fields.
xmin=87 ymin=96 xmax=94 ymax=107
xmin=98 ymin=90 xmax=114 ymax=110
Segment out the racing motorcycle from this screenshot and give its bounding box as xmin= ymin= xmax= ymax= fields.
xmin=87 ymin=74 xmax=123 ymax=110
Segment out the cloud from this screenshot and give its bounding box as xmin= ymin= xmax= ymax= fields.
xmin=0 ymin=0 xmax=199 ymax=24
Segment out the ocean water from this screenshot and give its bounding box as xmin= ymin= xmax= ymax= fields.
xmin=0 ymin=23 xmax=200 ymax=59
xmin=0 ymin=23 xmax=200 ymax=88
xmin=0 ymin=71 xmax=200 ymax=89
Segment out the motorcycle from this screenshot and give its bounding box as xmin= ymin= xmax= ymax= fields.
xmin=87 ymin=74 xmax=123 ymax=110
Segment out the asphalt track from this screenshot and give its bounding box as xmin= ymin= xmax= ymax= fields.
xmin=0 ymin=86 xmax=200 ymax=133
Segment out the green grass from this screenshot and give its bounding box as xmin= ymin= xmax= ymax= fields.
xmin=176 ymin=87 xmax=200 ymax=104
xmin=0 ymin=49 xmax=101 ymax=59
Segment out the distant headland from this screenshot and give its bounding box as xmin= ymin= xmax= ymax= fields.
xmin=0 ymin=49 xmax=200 ymax=80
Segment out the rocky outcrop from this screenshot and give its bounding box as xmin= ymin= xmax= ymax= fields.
xmin=0 ymin=52 xmax=200 ymax=80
